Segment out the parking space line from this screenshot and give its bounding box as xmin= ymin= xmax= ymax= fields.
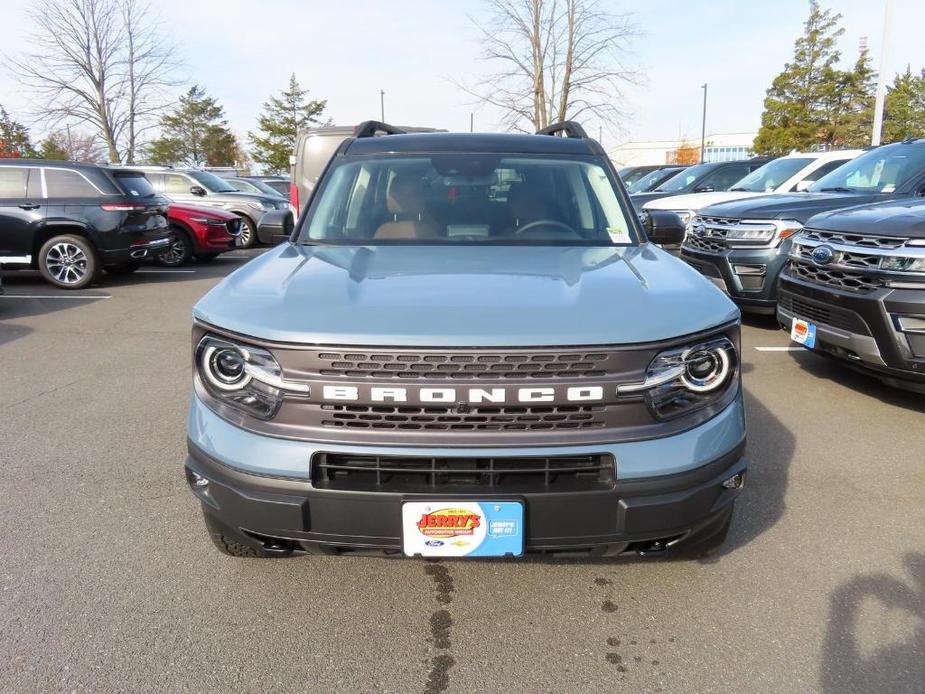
xmin=754 ymin=346 xmax=803 ymax=352
xmin=0 ymin=294 xmax=112 ymax=300
xmin=135 ymin=269 xmax=197 ymax=274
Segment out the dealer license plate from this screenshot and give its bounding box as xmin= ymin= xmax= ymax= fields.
xmin=791 ymin=317 xmax=817 ymax=348
xmin=401 ymin=501 xmax=524 ymax=557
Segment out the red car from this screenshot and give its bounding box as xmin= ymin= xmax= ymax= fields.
xmin=158 ymin=204 xmax=241 ymax=266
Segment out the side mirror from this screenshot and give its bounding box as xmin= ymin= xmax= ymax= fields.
xmin=256 ymin=209 xmax=294 ymax=245
xmin=189 ymin=185 xmax=207 ymax=197
xmin=794 ymin=180 xmax=812 ymax=192
xmin=644 ymin=210 xmax=686 ymax=246
xmin=694 ymin=185 xmax=715 ymax=193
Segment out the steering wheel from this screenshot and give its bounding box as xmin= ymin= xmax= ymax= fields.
xmin=514 ymin=219 xmax=576 ymax=236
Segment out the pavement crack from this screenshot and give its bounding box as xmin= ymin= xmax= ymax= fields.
xmin=2 ymin=378 xmax=86 ymax=411
xmin=423 ymin=561 xmax=456 ymax=694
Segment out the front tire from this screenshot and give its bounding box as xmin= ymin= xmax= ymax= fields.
xmin=236 ymin=215 xmax=257 ymax=249
xmin=38 ymin=235 xmax=100 ymax=289
xmin=157 ymin=226 xmax=194 ymax=266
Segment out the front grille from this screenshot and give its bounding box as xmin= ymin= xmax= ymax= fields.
xmin=788 ymin=260 xmax=883 ymax=292
xmin=778 ymin=291 xmax=870 ymax=334
xmin=320 ymin=404 xmax=607 ymax=431
xmin=311 ymin=452 xmax=615 ymax=492
xmin=685 ymin=235 xmax=725 ymax=253
xmin=792 ymin=243 xmax=899 ymax=271
xmin=800 ymin=228 xmax=907 ymax=249
xmin=315 ymin=350 xmax=610 ymax=379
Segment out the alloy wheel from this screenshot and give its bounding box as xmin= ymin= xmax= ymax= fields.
xmin=161 ymin=232 xmax=189 ymax=266
xmin=45 ymin=242 xmax=89 ymax=285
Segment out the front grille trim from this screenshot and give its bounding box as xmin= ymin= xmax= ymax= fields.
xmin=788 ymin=260 xmax=883 ymax=292
xmin=311 ymin=451 xmax=616 ymax=492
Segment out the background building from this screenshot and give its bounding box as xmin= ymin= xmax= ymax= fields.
xmin=609 ymin=131 xmax=758 ymax=167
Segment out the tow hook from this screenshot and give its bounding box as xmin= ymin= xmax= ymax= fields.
xmin=636 ymin=540 xmax=669 ymax=557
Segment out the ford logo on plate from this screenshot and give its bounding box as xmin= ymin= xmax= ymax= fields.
xmin=425 ymin=540 xmax=444 ymax=547
xmin=811 ymin=245 xmax=835 ymax=266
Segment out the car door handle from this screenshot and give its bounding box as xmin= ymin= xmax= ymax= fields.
xmin=18 ymin=203 xmax=41 ymax=210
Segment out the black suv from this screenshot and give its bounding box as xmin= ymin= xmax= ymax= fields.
xmin=682 ymin=141 xmax=925 ymax=313
xmin=778 ymin=199 xmax=925 ymax=393
xmin=0 ymin=159 xmax=169 ymax=289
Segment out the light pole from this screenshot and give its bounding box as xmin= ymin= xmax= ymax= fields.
xmin=871 ymin=0 xmax=893 ymax=146
xmin=380 ymin=90 xmax=385 ymax=122
xmin=700 ymin=83 xmax=708 ymax=163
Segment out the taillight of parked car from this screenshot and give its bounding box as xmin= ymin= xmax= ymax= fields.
xmin=290 ymin=183 xmax=299 ymax=215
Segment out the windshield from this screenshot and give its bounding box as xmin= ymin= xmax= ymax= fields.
xmin=246 ymin=179 xmax=286 ymax=197
xmin=627 ymin=168 xmax=679 ymax=193
xmin=299 ymin=154 xmax=636 ymax=246
xmin=809 ymin=144 xmax=925 ymax=193
xmin=189 ymin=170 xmax=237 ymax=193
xmin=656 ymin=163 xmax=713 ymax=192
xmin=730 ymin=157 xmax=812 ymax=192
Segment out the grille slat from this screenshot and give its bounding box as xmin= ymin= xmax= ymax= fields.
xmin=788 ymin=260 xmax=882 ymax=292
xmin=312 ymin=452 xmax=615 ymax=492
xmin=313 ymin=349 xmax=611 ymax=379
xmin=801 ymin=228 xmax=908 ymax=249
xmin=778 ymin=292 xmax=870 ymax=334
xmin=320 ymin=404 xmax=607 ymax=431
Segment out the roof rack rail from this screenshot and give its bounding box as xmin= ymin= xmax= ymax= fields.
xmin=536 ymin=121 xmax=589 ymax=139
xmin=901 ymin=136 xmax=925 ymax=144
xmin=353 ymin=121 xmax=407 ymax=138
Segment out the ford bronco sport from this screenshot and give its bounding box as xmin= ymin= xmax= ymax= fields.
xmin=185 ymin=121 xmax=747 ymax=559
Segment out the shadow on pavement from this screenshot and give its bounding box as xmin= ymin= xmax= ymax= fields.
xmin=789 ymin=351 xmax=925 ymax=414
xmin=820 ymin=553 xmax=925 ymax=694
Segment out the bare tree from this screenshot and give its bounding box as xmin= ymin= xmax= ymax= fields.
xmin=459 ymin=0 xmax=639 ymax=133
xmin=5 ymin=0 xmax=179 ymax=163
xmin=39 ymin=127 xmax=108 ymax=162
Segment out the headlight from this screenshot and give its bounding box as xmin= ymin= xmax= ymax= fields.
xmin=881 ymin=256 xmax=925 ymax=273
xmin=246 ymin=200 xmax=273 ymax=211
xmin=726 ymin=219 xmax=802 ymax=248
xmin=196 ymin=335 xmax=308 ymax=419
xmin=189 ymin=216 xmax=228 ymax=226
xmin=617 ymin=336 xmax=738 ymax=420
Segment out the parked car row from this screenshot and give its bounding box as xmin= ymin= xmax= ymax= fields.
xmin=0 ymin=159 xmax=245 ymax=288
xmin=645 ymin=139 xmax=925 ymax=393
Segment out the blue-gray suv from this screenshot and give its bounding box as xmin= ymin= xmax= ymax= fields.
xmin=184 ymin=121 xmax=747 ymax=559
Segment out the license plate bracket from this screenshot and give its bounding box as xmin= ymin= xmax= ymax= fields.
xmin=791 ymin=317 xmax=817 ymax=348
xmin=401 ymin=500 xmax=524 ymax=557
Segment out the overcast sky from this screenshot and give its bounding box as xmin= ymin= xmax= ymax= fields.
xmin=1 ymin=0 xmax=923 ymax=151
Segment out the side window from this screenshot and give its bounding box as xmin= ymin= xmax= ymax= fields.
xmin=146 ymin=173 xmax=165 ymax=192
xmin=0 ymin=168 xmax=29 ymax=199
xmin=164 ymin=174 xmax=193 ymax=194
xmin=27 ymin=168 xmax=43 ymax=198
xmin=45 ymin=169 xmax=100 ymax=198
xmin=701 ymin=165 xmax=749 ymax=191
xmin=798 ymin=159 xmax=847 ymax=185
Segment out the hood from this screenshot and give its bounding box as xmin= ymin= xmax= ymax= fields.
xmin=698 ymin=191 xmax=895 ymax=223
xmin=168 ymin=202 xmax=237 ymax=219
xmin=807 ymin=198 xmax=925 ymax=238
xmin=643 ymin=191 xmax=764 ymax=212
xmin=629 ymin=191 xmax=683 ymax=211
xmin=193 ymin=243 xmax=739 ymax=347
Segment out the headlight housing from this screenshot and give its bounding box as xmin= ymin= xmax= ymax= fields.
xmin=189 ymin=216 xmax=228 ymax=226
xmin=881 ymin=256 xmax=925 ymax=273
xmin=196 ymin=335 xmax=308 ymax=419
xmin=618 ymin=336 xmax=738 ymax=420
xmin=726 ymin=219 xmax=803 ymax=248
xmin=246 ymin=200 xmax=273 ymax=211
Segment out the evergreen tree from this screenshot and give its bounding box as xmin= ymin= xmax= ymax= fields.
xmin=146 ymin=86 xmax=237 ymax=167
xmin=36 ymin=136 xmax=70 ymax=160
xmin=248 ymin=74 xmax=327 ymax=173
xmin=753 ymin=1 xmax=847 ymax=155
xmin=0 ymin=106 xmax=36 ymax=158
xmin=819 ymin=49 xmax=876 ymax=148
xmin=882 ymin=67 xmax=925 ymax=143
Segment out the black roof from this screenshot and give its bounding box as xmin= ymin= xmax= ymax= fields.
xmin=0 ymin=158 xmax=105 ymax=170
xmin=345 ymin=132 xmax=602 ymax=156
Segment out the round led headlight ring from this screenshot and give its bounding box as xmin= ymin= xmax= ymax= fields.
xmin=201 ymin=344 xmax=251 ymax=391
xmin=681 ymin=345 xmax=732 ymax=393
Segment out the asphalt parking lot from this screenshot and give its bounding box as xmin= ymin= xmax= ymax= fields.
xmin=1 ymin=253 xmax=923 ymax=694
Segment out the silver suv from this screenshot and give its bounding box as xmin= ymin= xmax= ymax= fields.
xmin=137 ymin=167 xmax=289 ymax=247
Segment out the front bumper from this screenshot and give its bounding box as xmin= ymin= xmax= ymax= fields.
xmin=681 ymin=244 xmax=789 ymax=314
xmin=777 ymin=272 xmax=925 ymax=392
xmin=185 ymin=394 xmax=747 ymax=555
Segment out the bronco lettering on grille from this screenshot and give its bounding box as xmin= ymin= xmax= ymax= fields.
xmin=320 ymin=385 xmax=607 ymax=403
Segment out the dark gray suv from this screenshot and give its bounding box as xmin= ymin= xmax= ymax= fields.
xmin=136 ymin=167 xmax=289 ymax=247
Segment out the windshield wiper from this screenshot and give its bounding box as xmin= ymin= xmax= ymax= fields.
xmin=818 ymin=186 xmax=855 ymax=193
xmin=729 ymin=187 xmax=751 ymax=192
